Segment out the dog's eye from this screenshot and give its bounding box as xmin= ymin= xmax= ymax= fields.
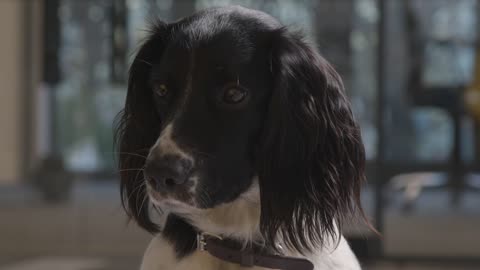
xmin=154 ymin=84 xmax=168 ymax=97
xmin=223 ymin=87 xmax=247 ymax=104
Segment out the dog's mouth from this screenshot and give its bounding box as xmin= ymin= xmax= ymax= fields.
xmin=146 ymin=180 xmax=198 ymax=211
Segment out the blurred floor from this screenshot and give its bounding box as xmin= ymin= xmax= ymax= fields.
xmin=0 ymin=257 xmax=137 ymax=270
xmin=0 ymin=181 xmax=150 ymax=258
xmin=1 ymin=180 xmax=479 ymax=269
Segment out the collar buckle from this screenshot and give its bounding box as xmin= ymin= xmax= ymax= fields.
xmin=196 ymin=232 xmax=223 ymax=251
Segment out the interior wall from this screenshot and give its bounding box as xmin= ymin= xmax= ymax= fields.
xmin=0 ymin=0 xmax=24 ymax=184
xmin=0 ymin=0 xmax=43 ymax=184
xmin=30 ymin=0 xmax=44 ymax=175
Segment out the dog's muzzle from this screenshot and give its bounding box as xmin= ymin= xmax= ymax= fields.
xmin=144 ymin=153 xmax=193 ymax=192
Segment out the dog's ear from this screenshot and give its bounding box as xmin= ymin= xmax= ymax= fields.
xmin=115 ymin=21 xmax=171 ymax=233
xmin=257 ymin=28 xmax=366 ymax=253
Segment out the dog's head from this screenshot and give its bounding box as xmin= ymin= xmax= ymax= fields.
xmin=116 ymin=6 xmax=366 ymax=253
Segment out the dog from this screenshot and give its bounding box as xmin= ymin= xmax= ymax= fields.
xmin=116 ymin=5 xmax=367 ymax=270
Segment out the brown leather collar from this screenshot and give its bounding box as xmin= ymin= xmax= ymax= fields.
xmin=197 ymin=232 xmax=314 ymax=270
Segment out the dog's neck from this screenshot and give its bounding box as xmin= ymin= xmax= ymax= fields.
xmin=161 ymin=214 xmax=199 ymax=258
xmin=161 ymin=183 xmax=262 ymax=258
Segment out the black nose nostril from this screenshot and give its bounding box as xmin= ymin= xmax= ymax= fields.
xmin=147 ymin=177 xmax=160 ymax=190
xmin=165 ymin=178 xmax=176 ymax=188
xmin=144 ymin=155 xmax=193 ymax=191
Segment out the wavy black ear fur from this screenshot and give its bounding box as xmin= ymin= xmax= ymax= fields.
xmin=257 ymin=28 xmax=366 ymax=254
xmin=115 ymin=21 xmax=171 ymax=233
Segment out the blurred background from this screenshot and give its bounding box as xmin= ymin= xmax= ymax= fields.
xmin=1 ymin=0 xmax=480 ymax=269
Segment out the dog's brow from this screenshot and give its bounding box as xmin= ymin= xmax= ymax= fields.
xmin=180 ymin=50 xmax=196 ymax=110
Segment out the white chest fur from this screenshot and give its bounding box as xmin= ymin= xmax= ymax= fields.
xmin=140 ymin=235 xmax=361 ymax=270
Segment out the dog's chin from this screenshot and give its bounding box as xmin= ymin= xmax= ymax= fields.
xmin=146 ymin=185 xmax=199 ymax=215
xmin=147 ymin=180 xmax=261 ymax=241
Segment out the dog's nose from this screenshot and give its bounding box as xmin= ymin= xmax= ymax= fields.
xmin=144 ymin=154 xmax=193 ymax=191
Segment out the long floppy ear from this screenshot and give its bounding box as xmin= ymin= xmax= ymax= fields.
xmin=257 ymin=28 xmax=366 ymax=253
xmin=114 ymin=21 xmax=171 ymax=233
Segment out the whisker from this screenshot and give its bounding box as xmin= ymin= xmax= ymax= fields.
xmin=138 ymin=191 xmax=149 ymax=214
xmin=190 ymin=149 xmax=215 ymax=159
xmin=117 ymin=168 xmax=145 ymax=173
xmin=197 ymin=187 xmax=212 ymax=208
xmin=135 ymin=58 xmax=153 ymax=66
xmin=133 ymin=164 xmax=146 ymax=184
xmin=152 ymin=204 xmax=164 ymax=215
xmin=112 ymin=151 xmax=148 ymax=159
xmin=127 ymin=181 xmax=146 ymax=202
xmin=126 ymin=166 xmax=147 ymax=203
xmin=135 ymin=180 xmax=148 ymax=214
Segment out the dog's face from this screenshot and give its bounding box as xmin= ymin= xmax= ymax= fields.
xmin=143 ymin=22 xmax=272 ymax=209
xmin=117 ymin=6 xmax=366 ymax=253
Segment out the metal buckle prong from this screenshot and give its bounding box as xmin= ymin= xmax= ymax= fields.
xmin=196 ymin=232 xmax=223 ymax=251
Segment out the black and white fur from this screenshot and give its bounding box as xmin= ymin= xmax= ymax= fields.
xmin=116 ymin=6 xmax=367 ymax=270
